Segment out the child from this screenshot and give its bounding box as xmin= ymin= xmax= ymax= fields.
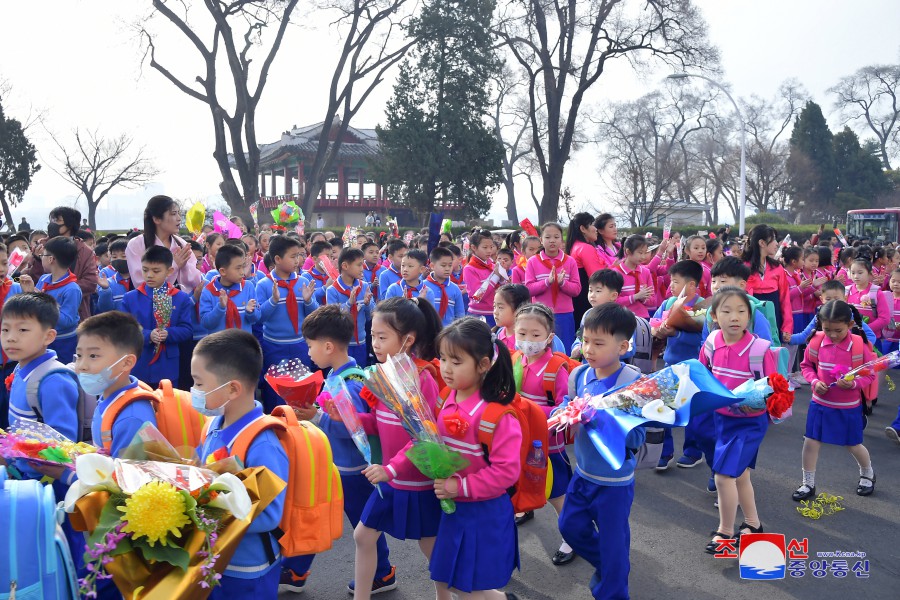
xmin=555 ymin=304 xmax=644 ymax=600
xmin=846 ymin=258 xmax=889 ymax=341
xmin=385 ymin=249 xmax=435 ymax=303
xmin=705 ymin=238 xmax=724 ymax=267
xmin=377 ymin=239 xmax=407 ymax=292
xmin=613 ymin=235 xmax=654 ymax=321
xmin=353 ymin=297 xmax=443 ymax=600
xmin=703 ymin=257 xmax=773 ymax=343
xmin=431 ymin=317 xmax=522 ymax=599
xmin=524 ymin=223 xmax=581 ymax=350
xmin=330 ymin=238 xmax=344 ymax=264
xmin=701 ymin=287 xmax=775 ymax=554
xmin=512 ymin=235 xmax=540 ymax=284
xmin=97 ymin=240 xmax=133 ymax=313
xmin=743 ymin=225 xmax=793 ymax=343
xmin=194 ymin=329 xmax=289 ymax=599
xmin=789 ymin=280 xmax=878 ymax=345
xmin=448 ymin=244 xmax=468 ymax=311
xmin=122 ymin=246 xmax=193 ymax=387
xmin=799 ymin=248 xmax=826 ymax=313
xmin=497 ymin=248 xmax=515 ymax=280
xmin=795 ymin=300 xmax=877 ymax=500
xmin=255 ymin=235 xmax=318 ymax=411
xmin=425 ymin=247 xmax=465 ymax=326
xmin=511 ymin=303 xmax=574 ymax=566
xmin=882 ymin=268 xmax=900 ymax=353
xmin=301 ymin=241 xmax=335 ymax=305
xmin=95 ymin=243 xmax=111 ymax=274
xmin=464 ymin=230 xmax=505 ymax=326
xmin=24 ymin=236 xmax=82 ymax=363
xmin=200 ymin=244 xmax=259 ymax=334
xmin=325 ymin=248 xmax=375 ymax=368
xmin=816 ymin=246 xmax=835 ymax=282
xmin=834 ymin=247 xmax=856 ymax=285
xmin=571 ymin=269 xmax=624 ymax=360
xmin=493 ymin=284 xmax=531 ymax=352
xmin=200 ymin=232 xmax=225 ymax=274
xmin=362 ymin=241 xmax=384 ymax=301
xmin=683 ymin=234 xmax=711 ymax=297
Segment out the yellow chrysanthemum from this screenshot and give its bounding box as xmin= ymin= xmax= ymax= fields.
xmin=118 ymin=481 xmax=191 ymax=547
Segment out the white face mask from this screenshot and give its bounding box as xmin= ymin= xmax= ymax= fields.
xmin=190 ymin=382 xmax=231 ymax=417
xmin=515 ymin=336 xmax=551 ymax=357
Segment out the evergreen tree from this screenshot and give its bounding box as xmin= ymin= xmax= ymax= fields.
xmin=787 ymin=101 xmax=835 ymax=219
xmin=833 ymin=127 xmax=891 ymax=205
xmin=0 ymin=100 xmax=40 ymax=231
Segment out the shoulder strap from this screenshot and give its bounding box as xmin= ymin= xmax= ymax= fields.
xmin=436 ymin=386 xmax=453 ymax=414
xmin=414 ymin=358 xmax=437 ymax=379
xmin=541 ymin=353 xmax=571 ymax=405
xmin=99 ymin=387 xmax=158 ymax=450
xmin=231 ymin=414 xmax=286 ymax=463
xmin=663 ymin=297 xmax=675 ymax=311
xmin=747 ymin=335 xmax=772 ymax=380
xmin=568 ymin=364 xmax=590 ymax=398
xmin=849 ymin=334 xmax=865 ymax=368
xmin=615 ymin=364 xmax=642 ymax=387
xmin=702 ymin=331 xmax=719 ymax=367
xmin=338 ymin=367 xmax=368 ymax=383
xmin=24 ymin=359 xmax=69 ymax=416
xmin=476 ymin=401 xmax=518 ymax=453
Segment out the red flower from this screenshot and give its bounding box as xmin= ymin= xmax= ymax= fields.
xmin=4 ymin=373 xmax=13 ymax=392
xmin=766 ymin=391 xmax=794 ymax=419
xmin=442 ymin=413 xmax=470 ymax=439
xmin=769 ymin=373 xmax=790 ymax=395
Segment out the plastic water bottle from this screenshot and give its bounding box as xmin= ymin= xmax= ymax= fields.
xmin=524 ymin=441 xmax=546 ymax=492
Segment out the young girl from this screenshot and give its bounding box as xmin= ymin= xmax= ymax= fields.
xmin=871 ymin=246 xmax=888 ymax=285
xmin=799 ymin=248 xmax=826 ymax=313
xmin=701 ymin=287 xmax=776 ymax=553
xmin=815 ymin=246 xmax=835 ymax=281
xmin=524 ymin=223 xmax=581 ymax=351
xmin=743 ymin=224 xmax=793 ymax=343
xmin=834 ymin=247 xmax=856 ymax=285
xmin=880 ymin=248 xmax=900 ymax=291
xmin=795 ymin=300 xmax=876 ymax=500
xmin=201 ymin=233 xmax=224 ymax=274
xmin=356 ymin=297 xmax=444 ymax=600
xmin=613 ymin=235 xmax=654 ymax=320
xmin=464 ymin=230 xmax=505 ymax=326
xmin=846 ymin=258 xmax=889 ymax=340
xmin=705 ymin=238 xmax=724 ymax=268
xmin=882 ymin=268 xmax=900 ymax=353
xmin=431 ymin=317 xmax=522 ymax=600
xmin=683 ymin=235 xmax=711 ymax=297
xmin=512 ymin=236 xmax=540 ymax=284
xmin=492 ymin=284 xmax=531 ymax=352
xmin=594 ymin=213 xmax=620 ymax=267
xmin=510 ymin=303 xmax=574 ymax=566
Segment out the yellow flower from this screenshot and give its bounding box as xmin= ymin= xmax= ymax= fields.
xmin=118 ymin=481 xmax=191 ymax=547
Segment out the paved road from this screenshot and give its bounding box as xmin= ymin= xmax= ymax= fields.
xmin=281 ymin=385 xmax=900 ymax=599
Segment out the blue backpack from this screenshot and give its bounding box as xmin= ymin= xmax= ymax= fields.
xmin=0 ymin=467 xmax=78 ymax=600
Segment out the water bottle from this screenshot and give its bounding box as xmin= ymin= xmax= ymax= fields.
xmin=524 ymin=440 xmax=546 ymax=492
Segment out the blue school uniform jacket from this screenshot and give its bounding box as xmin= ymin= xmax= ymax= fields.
xmin=299 ymin=268 xmax=330 ymax=305
xmin=36 ymin=273 xmax=82 ymax=340
xmin=315 ymin=360 xmax=370 ymax=474
xmin=96 ymin=274 xmax=133 ymax=313
xmin=7 ymin=350 xmax=80 ymax=441
xmin=122 ymin=283 xmax=193 ymax=384
xmin=325 ymin=279 xmax=374 ymax=348
xmin=199 ymin=276 xmax=261 ymax=334
xmin=424 ymin=276 xmax=465 ymax=326
xmin=91 ymin=377 xmax=156 ymax=458
xmin=363 ymin=263 xmax=384 ymax=301
xmin=384 ymin=280 xmax=435 ymax=304
xmin=377 ymin=264 xmax=403 ymax=293
xmin=255 ymin=273 xmax=319 ymax=344
xmin=199 ymin=404 xmax=288 ymax=579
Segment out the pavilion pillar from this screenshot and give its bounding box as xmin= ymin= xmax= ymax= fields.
xmin=338 ymin=165 xmax=346 ymax=205
xmin=284 ymin=165 xmax=292 ymax=196
xmin=376 ymin=183 xmax=382 ymax=204
xmin=359 ymin=168 xmax=365 ymax=201
xmin=297 ymin=160 xmax=305 ymax=198
xmin=260 ymin=171 xmax=266 ymax=197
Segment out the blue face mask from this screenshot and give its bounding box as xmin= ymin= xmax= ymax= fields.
xmin=190 ymin=382 xmax=230 ymax=418
xmin=78 ymin=355 xmax=129 ymax=396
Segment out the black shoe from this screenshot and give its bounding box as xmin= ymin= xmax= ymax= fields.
xmin=551 ymin=549 xmax=576 ymax=565
xmin=738 ymin=522 xmax=763 ymax=536
xmin=705 ymin=533 xmax=736 ymax=555
xmin=514 ymin=511 xmax=534 ymax=526
xmin=505 ymin=594 xmax=520 ymax=600
xmin=857 ymin=474 xmax=875 ymax=496
xmin=792 ymin=484 xmax=815 ymax=501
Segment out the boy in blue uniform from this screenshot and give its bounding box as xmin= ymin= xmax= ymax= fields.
xmin=556 ymin=304 xmax=644 ymax=600
xmin=25 ymin=236 xmax=82 ymax=363
xmin=384 ymin=249 xmax=434 ymax=302
xmin=200 ymin=244 xmax=260 ymax=334
xmin=377 ymin=239 xmax=407 ymax=292
xmin=194 ymin=329 xmax=288 ymax=600
xmin=424 ymin=246 xmax=465 ymax=326
xmin=256 ymin=235 xmax=318 ymax=411
xmin=361 ymin=242 xmax=384 ymax=301
xmin=279 ymin=305 xmax=396 ymax=595
xmin=325 ymin=248 xmax=374 ymax=368
xmin=122 ymin=246 xmax=193 ymax=388
xmin=96 ymin=240 xmax=133 ymax=313
xmin=300 ymin=241 xmax=334 ymax=305
xmin=571 ymin=269 xmax=635 ymax=362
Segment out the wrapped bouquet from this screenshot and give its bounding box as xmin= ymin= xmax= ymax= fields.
xmin=322 ymin=376 xmax=383 ymax=498
xmin=0 ymin=420 xmax=96 ymax=468
xmin=828 ymin=350 xmax=900 ymax=388
xmin=264 ymin=358 xmax=324 ymax=409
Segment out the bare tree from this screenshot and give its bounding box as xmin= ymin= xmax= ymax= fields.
xmin=47 ymin=129 xmax=158 ymax=230
xmin=829 ymin=62 xmax=900 ymax=169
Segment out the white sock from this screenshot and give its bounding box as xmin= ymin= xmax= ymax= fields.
xmin=802 ymin=469 xmax=815 ymax=488
xmin=559 ymin=541 xmax=573 ymax=554
xmin=859 ymin=464 xmax=874 ymax=483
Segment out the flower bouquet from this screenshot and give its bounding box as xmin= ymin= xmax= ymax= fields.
xmin=150 ymin=286 xmax=173 ymax=365
xmin=0 ymin=419 xmax=97 ymax=468
xmin=828 ymin=350 xmax=900 ymax=388
xmin=264 ymin=358 xmax=324 ymax=409
xmin=271 ymin=201 xmax=302 ymax=227
xmin=729 ymin=373 xmax=796 ymax=423
xmin=321 ymin=376 xmax=382 ymax=498
xmin=363 ymin=354 xmax=469 ymax=513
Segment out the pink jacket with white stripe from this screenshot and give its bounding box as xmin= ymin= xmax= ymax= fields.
xmin=845 ymin=283 xmax=890 ymax=338
xmin=524 ymin=252 xmax=581 ymax=313
xmin=517 ymin=348 xmax=568 ymax=454
xmin=699 ymin=330 xmax=776 ymax=417
xmin=800 ymin=333 xmax=875 ymax=410
xmin=614 ymin=261 xmax=654 ymax=319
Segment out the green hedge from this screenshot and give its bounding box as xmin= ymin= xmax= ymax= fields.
xmin=621 ymin=223 xmax=827 ymax=241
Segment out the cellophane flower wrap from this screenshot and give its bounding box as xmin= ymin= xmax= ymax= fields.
xmin=66 ymin=425 xmax=285 ymax=600
xmin=0 ymin=419 xmax=96 ymax=468
xmin=363 ymin=354 xmax=469 ymax=514
xmin=150 ymin=286 xmax=173 ymax=364
xmin=730 ymin=373 xmax=796 ymax=423
xmin=264 ymin=358 xmax=324 ymax=408
xmin=828 ymin=350 xmax=900 ymax=388
xmin=322 ymin=376 xmax=382 ymax=498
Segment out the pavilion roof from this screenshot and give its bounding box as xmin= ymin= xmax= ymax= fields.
xmin=235 ymin=121 xmax=380 ymax=168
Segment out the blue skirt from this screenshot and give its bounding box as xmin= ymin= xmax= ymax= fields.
xmin=555 ymin=312 xmax=576 ymax=353
xmin=805 ymin=401 xmax=864 ymax=446
xmin=712 ymin=413 xmax=769 ymax=477
xmin=549 ymin=451 xmax=573 ymax=500
xmin=792 ymin=312 xmax=815 ymax=335
xmin=429 ymin=495 xmax=519 ymax=593
xmin=360 ymin=484 xmax=441 ymax=540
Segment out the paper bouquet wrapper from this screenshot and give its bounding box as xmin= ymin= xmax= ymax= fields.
xmin=69 ymin=466 xmax=286 ymax=600
xmin=664 ymin=297 xmax=706 ymax=333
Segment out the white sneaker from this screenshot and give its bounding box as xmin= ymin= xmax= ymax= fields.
xmin=789 ymin=372 xmax=808 ymax=387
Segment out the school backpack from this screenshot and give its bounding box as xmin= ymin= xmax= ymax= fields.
xmin=206 ymin=406 xmax=344 ymax=556
xmin=25 ymin=359 xmax=94 ymax=443
xmin=702 ymin=331 xmax=790 ymax=380
xmin=806 ymin=332 xmax=877 ymax=405
xmin=0 ymin=467 xmax=79 ymax=600
xmin=436 ymin=388 xmax=549 ymax=514
xmin=749 ymin=297 xmax=782 ymax=348
xmin=510 ymin=351 xmax=580 ymax=406
xmin=631 ymin=317 xmax=654 ymax=373
xmin=414 ymin=357 xmax=446 ymax=390
xmin=99 ymin=380 xmax=205 ymax=454
xmin=845 ymin=284 xmax=880 ymax=322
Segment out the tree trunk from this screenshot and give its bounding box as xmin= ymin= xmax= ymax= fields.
xmin=503 ymin=167 xmax=518 ymax=224
xmin=540 ymin=164 xmax=562 ymax=223
xmin=0 ymin=196 xmax=14 ymax=235
xmin=87 ymin=198 xmax=97 ymax=231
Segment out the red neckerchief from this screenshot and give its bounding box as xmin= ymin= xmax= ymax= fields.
xmin=365 ymin=263 xmax=383 ymax=299
xmin=137 ymin=283 xmax=179 ymax=365
xmin=400 ymin=280 xmax=424 ymax=299
xmin=426 ymin=275 xmax=449 ymax=318
xmin=115 ymin=273 xmax=132 ymax=292
xmin=39 ymin=271 xmax=77 ymax=293
xmin=206 ymin=277 xmax=244 ymax=329
xmin=539 ymin=251 xmax=566 ymax=304
xmin=468 ymin=254 xmax=493 ymax=272
xmin=0 ymin=278 xmax=11 ymax=365
xmin=333 ymin=278 xmax=361 ymax=343
xmin=450 ymin=270 xmax=466 ymax=293
xmin=270 ymin=273 xmax=300 ymax=334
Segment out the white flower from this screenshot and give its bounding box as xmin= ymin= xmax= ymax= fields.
xmin=641 ymin=399 xmax=676 ymax=425
xmin=74 ymin=453 xmax=120 ymax=491
xmin=63 ymin=480 xmax=87 ymax=513
xmin=207 ymin=473 xmax=252 ymax=520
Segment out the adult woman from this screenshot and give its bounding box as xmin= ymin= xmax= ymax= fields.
xmin=594 ymin=213 xmax=620 ymax=267
xmin=742 ymin=224 xmax=793 ymax=342
xmin=566 ymin=212 xmax=604 ymax=324
xmin=126 ymin=195 xmax=201 ymax=292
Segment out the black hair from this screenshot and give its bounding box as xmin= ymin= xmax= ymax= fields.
xmin=2 ymin=292 xmax=59 ymax=329
xmin=224 ymin=238 xmax=249 ymax=252
xmin=142 ymin=195 xmax=182 ymax=249
xmin=742 ymin=224 xmax=778 ymax=274
xmin=497 ymin=248 xmax=514 ymax=260
xmin=802 ymin=247 xmax=819 ymax=262
xmin=710 ymin=256 xmax=751 ymax=281
xmin=589 ymin=268 xmax=624 ymax=294
xmin=188 ymin=240 xmax=203 ymax=253
xmin=204 ymin=232 xmax=223 ymax=251
xmin=338 ymin=247 xmax=364 ymax=269
xmin=821 ymin=279 xmax=846 ymax=294
xmin=668 ymin=259 xmax=704 ymax=284
xmin=855 ymin=245 xmax=873 ymax=263
xmin=436 ymin=317 xmax=515 ymax=405
xmin=308 ymin=231 xmax=326 ymax=244
xmin=361 ymin=241 xmax=379 ymax=254
xmin=373 ymin=296 xmax=442 ymax=361
xmin=504 ymin=230 xmax=521 ymax=251
xmin=215 ymin=244 xmax=246 ymax=270
xmin=43 ymin=236 xmax=78 ymax=270
xmin=815 ymin=300 xmax=865 ymax=342
xmin=142 ymin=244 xmax=174 ymax=268
xmin=838 ymin=247 xmax=856 ymax=266
xmin=329 ymin=238 xmax=343 ymax=249
xmin=269 ymin=235 xmax=301 ymax=259
xmin=565 ymin=212 xmax=596 ymax=255
xmin=782 ymin=246 xmax=802 ymax=265
xmin=29 ymin=230 xmax=47 ymax=243
xmin=386 ymin=239 xmax=408 ymax=256
xmin=308 ymin=240 xmax=331 ymax=259
xmin=405 ymin=249 xmax=428 ymax=266
xmin=49 ymin=206 xmax=81 ymax=235
xmin=617 ymin=234 xmax=648 ymax=259
xmin=710 ymin=285 xmax=753 ymax=318
xmin=540 ymin=222 xmax=564 ymax=238
xmin=495 ymin=283 xmax=531 ymax=311
xmin=872 ymin=246 xmax=887 ymax=264
xmin=594 ymin=213 xmax=618 ymax=254
xmin=194 ymin=329 xmax=263 ymax=389
xmin=76 ymin=230 xmax=94 ymax=242
xmin=94 ymin=243 xmax=109 ymax=257
xmin=77 ymin=311 xmax=144 ymax=358
xmin=851 ymin=258 xmax=872 ymax=274
xmin=447 ymin=244 xmax=462 ymax=258
xmin=263 ymin=252 xmax=275 ymax=271
xmin=430 ymin=246 xmax=453 ymax=264
xmin=705 ymin=238 xmax=722 ymax=258
xmin=515 ymin=302 xmax=555 ymax=332
xmin=301 ymin=304 xmax=353 ymax=346
xmin=109 ymin=239 xmax=128 ymax=254
xmin=469 ymin=230 xmax=494 ymax=251
xmin=583 ymin=302 xmax=636 ymax=341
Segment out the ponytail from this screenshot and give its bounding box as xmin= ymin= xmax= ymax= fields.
xmin=374 ymin=296 xmax=443 ymax=361
xmin=437 ymin=317 xmax=516 ymax=405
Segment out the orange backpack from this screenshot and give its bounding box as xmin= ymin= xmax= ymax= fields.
xmin=99 ymin=379 xmax=205 ymax=454
xmin=205 ymin=405 xmax=343 ymax=556
xmin=414 ymin=357 xmax=446 ymax=390
xmin=511 ymin=351 xmax=580 ymax=406
xmin=437 ymin=388 xmax=549 ymax=513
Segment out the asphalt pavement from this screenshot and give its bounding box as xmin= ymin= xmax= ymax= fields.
xmin=280 ymin=383 xmax=900 ymax=600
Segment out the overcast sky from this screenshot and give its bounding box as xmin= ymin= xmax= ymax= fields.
xmin=1 ymin=0 xmax=898 ymax=230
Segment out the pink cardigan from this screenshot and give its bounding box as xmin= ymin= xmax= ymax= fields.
xmin=126 ymin=233 xmax=202 ymax=293
xmin=570 ymin=241 xmax=606 ymax=276
xmin=524 ymin=251 xmax=581 ymax=313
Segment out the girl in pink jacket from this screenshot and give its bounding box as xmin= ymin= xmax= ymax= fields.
xmin=846 ymin=258 xmax=890 ymax=339
xmin=613 ymin=235 xmax=654 ymax=319
xmin=464 ymin=230 xmax=504 ymax=326
xmin=524 ymin=222 xmax=581 ymax=351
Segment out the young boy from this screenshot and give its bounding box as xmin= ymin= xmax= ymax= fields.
xmin=384 ymin=249 xmax=435 ymax=302
xmin=97 ymin=240 xmax=133 ymax=313
xmin=121 ymin=246 xmax=193 ymax=388
xmin=22 ymin=236 xmax=82 ymax=363
xmin=361 ymin=241 xmax=384 ymax=301
xmin=193 ymin=329 xmax=288 ymax=599
xmin=555 ymin=304 xmax=644 ymax=600
xmin=325 ymin=248 xmax=374 ymax=368
xmin=300 ymin=241 xmax=334 ymax=305
xmin=377 ymin=239 xmax=407 ymax=292
xmin=200 ymin=244 xmax=260 ymax=334
xmin=702 ymin=257 xmax=774 ymax=342
xmin=256 ymin=235 xmax=318 ymax=411
xmin=329 ymin=238 xmax=343 ymax=264
xmin=448 ymin=244 xmax=468 ymax=312
xmin=571 ymin=269 xmax=625 ymax=359
xmin=0 ymin=243 xmax=24 ymax=429
xmin=789 ymin=279 xmax=876 ymax=345
xmin=279 ymin=305 xmax=396 ymax=594
xmin=424 ymin=246 xmax=465 ymax=326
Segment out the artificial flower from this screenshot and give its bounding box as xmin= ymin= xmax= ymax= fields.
xmin=118 ymin=481 xmax=191 ymax=547
xmin=207 ymin=473 xmax=252 ymax=520
xmin=441 ymin=413 xmax=469 ymax=439
xmin=75 ymin=453 xmax=119 ymax=490
xmin=769 ymin=373 xmax=790 ymax=395
xmin=640 ymin=399 xmax=676 ymax=425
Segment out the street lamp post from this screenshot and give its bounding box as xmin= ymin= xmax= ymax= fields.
xmin=667 ymin=73 xmax=747 ymax=236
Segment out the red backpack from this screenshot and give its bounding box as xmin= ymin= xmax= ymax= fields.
xmin=414 ymin=357 xmax=446 ymax=390
xmin=510 ymin=351 xmax=579 ymax=407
